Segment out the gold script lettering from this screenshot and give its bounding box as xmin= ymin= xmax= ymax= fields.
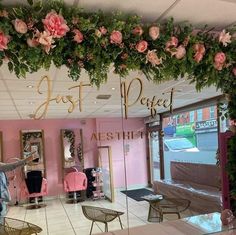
xmin=121 ymin=77 xmax=174 ymax=118
xmin=121 ymin=77 xmax=143 ymax=119
xmin=33 ymin=76 xmax=91 ymax=119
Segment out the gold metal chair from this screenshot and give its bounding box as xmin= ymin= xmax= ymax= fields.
xmin=150 ymin=197 xmax=191 ymax=222
xmin=0 ymin=217 xmax=42 ymax=235
xmin=82 ymin=205 xmax=124 ymax=234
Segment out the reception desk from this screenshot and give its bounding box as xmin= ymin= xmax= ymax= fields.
xmin=95 ymin=212 xmax=236 ymax=235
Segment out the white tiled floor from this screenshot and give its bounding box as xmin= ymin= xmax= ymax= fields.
xmin=6 ymin=191 xmax=197 ymax=235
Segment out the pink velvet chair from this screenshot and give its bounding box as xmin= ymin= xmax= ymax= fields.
xmin=64 ymin=171 xmax=88 ymax=203
xmin=20 ymin=178 xmax=48 ymax=209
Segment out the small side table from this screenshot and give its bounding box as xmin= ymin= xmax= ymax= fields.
xmin=142 ymin=194 xmax=164 ymax=222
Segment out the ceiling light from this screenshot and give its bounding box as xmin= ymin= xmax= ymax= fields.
xmin=94 ymin=101 xmax=97 ymax=104
xmin=111 ymin=87 xmax=115 ymax=90
xmin=29 ymin=101 xmax=35 ymax=105
xmin=96 ymin=94 xmax=111 ymax=100
xmin=27 ymin=85 xmax=33 ymax=88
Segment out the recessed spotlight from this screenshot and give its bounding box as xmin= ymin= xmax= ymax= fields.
xmin=94 ymin=101 xmax=97 ymax=104
xmin=29 ymin=101 xmax=35 ymax=105
xmin=111 ymin=87 xmax=115 ymax=90
xmin=27 ymin=85 xmax=34 ymax=88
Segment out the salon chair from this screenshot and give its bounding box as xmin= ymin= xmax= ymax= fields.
xmin=64 ymin=169 xmax=87 ymax=203
xmin=20 ymin=171 xmax=48 ymax=209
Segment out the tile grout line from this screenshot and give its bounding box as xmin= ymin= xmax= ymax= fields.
xmin=45 ymin=203 xmax=49 ymax=235
xmin=60 ymin=198 xmax=77 ymax=235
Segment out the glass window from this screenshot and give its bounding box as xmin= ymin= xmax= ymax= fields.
xmin=210 ymin=106 xmax=215 ymax=119
xmin=197 ymin=109 xmax=203 ymax=121
xmin=162 ymin=105 xmax=218 ymax=179
xmin=190 ymin=111 xmax=195 ymax=122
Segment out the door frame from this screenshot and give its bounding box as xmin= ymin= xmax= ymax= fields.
xmin=146 ymin=124 xmax=164 ymax=186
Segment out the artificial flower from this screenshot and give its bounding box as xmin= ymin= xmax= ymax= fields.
xmin=146 ymin=50 xmax=162 ymax=66
xmin=13 ymin=19 xmax=28 ymax=34
xmin=136 ymin=40 xmax=148 ymax=53
xmin=219 ymin=30 xmax=231 ymax=47
xmin=42 ymin=11 xmax=69 ymax=38
xmin=73 ymin=29 xmax=83 ymax=43
xmin=110 ymin=31 xmax=122 ymax=44
xmin=37 ymin=31 xmax=55 ymax=54
xmin=132 ymin=26 xmax=143 ymax=36
xmin=0 ymin=31 xmax=9 ymax=51
xmin=149 ymin=26 xmax=160 ymax=40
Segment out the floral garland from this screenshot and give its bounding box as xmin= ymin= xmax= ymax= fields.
xmin=0 ymin=1 xmax=235 ymax=96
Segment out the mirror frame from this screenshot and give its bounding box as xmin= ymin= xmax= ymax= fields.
xmin=20 ymin=129 xmax=46 ymax=176
xmin=61 ymin=129 xmax=84 ymax=170
xmin=98 ymin=146 xmax=115 ymax=202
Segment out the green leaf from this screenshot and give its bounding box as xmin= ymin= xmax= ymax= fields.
xmin=8 ymin=62 xmax=13 ymax=73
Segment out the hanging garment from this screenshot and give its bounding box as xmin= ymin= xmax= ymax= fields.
xmin=25 ymin=171 xmax=43 ymax=194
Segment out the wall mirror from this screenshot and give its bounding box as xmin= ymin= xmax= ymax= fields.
xmin=0 ymin=131 xmax=3 ymax=162
xmin=20 ymin=129 xmax=45 ymax=174
xmin=61 ymin=129 xmax=84 ymax=169
xmin=98 ymin=146 xmax=114 ymax=202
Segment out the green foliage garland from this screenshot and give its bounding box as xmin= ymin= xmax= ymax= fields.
xmin=0 ymin=0 xmax=235 ymax=93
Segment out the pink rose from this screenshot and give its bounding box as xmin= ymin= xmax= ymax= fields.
xmin=0 ymin=31 xmax=9 ymax=51
xmin=27 ymin=38 xmax=39 ymax=47
xmin=13 ymin=19 xmax=28 ymax=34
xmin=166 ymin=36 xmax=178 ymax=49
xmin=37 ymin=31 xmax=55 ymax=54
xmin=214 ymin=52 xmax=226 ymax=64
xmin=99 ymin=26 xmax=107 ymax=35
xmin=232 ymin=67 xmax=236 ymax=76
xmin=136 ymin=40 xmax=148 ymax=53
xmin=175 ymin=45 xmax=186 ymax=59
xmin=146 ymin=50 xmax=162 ymax=66
xmin=42 ymin=11 xmax=69 ymax=38
xmin=149 ymin=26 xmax=160 ymax=40
xmin=73 ymin=29 xmax=83 ymax=43
xmin=132 ymin=26 xmax=143 ymax=36
xmin=110 ymin=30 xmax=122 ymax=44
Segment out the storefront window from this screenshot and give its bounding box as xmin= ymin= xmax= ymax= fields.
xmin=162 ymin=105 xmax=218 ymax=179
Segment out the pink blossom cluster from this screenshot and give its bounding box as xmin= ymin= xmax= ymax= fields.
xmin=0 ymin=10 xmax=235 ymax=75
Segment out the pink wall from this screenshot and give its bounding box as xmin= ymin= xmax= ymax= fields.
xmin=0 ymin=117 xmax=147 ymax=199
xmin=0 ymin=119 xmax=98 ymax=197
xmin=96 ymin=118 xmax=148 ymax=188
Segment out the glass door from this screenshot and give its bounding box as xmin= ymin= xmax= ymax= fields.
xmin=148 ymin=130 xmax=162 ymax=184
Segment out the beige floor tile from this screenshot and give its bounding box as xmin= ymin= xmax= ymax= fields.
xmin=4 ymin=191 xmax=202 ymax=235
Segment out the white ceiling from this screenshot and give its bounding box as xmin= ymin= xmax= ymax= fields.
xmin=0 ymin=0 xmax=234 ymax=120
